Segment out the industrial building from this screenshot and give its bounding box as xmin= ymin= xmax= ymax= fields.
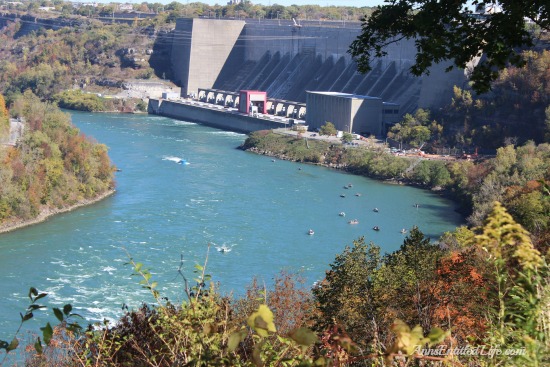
xmin=306 ymin=91 xmax=400 ymax=137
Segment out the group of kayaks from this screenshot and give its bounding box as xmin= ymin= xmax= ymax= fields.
xmin=308 ymin=184 xmax=419 ymax=235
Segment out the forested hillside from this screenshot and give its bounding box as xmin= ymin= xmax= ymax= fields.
xmin=0 ymin=16 xmax=160 ymax=111
xmin=436 ymin=50 xmax=550 ymax=148
xmin=0 ymin=92 xmax=115 ymax=229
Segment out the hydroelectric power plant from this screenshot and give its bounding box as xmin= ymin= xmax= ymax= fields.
xmin=149 ymin=18 xmax=470 ymax=134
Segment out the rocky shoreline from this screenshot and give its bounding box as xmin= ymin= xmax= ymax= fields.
xmin=0 ymin=189 xmax=116 ymax=234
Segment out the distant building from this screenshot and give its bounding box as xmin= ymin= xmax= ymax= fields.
xmin=239 ymin=90 xmax=267 ymax=115
xmin=227 ymin=0 xmax=243 ymax=4
xmin=306 ymin=91 xmax=400 ymax=137
xmin=119 ymin=4 xmax=134 ymax=11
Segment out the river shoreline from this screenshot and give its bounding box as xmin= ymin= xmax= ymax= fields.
xmin=240 ymin=144 xmax=468 ymax=217
xmin=0 ymin=189 xmax=116 ymax=234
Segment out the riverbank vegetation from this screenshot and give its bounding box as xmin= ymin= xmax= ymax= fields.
xmin=0 ymin=91 xmax=115 ymax=229
xmin=2 ymin=203 xmax=548 ymax=366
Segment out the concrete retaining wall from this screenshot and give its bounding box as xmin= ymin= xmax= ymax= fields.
xmin=148 ymin=99 xmax=287 ymax=133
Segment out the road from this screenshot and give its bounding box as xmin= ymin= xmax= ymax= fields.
xmin=1 ymin=118 xmax=24 ymax=146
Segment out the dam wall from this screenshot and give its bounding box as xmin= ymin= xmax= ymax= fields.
xmin=172 ymin=18 xmax=245 ymax=96
xmin=171 ymin=18 xmax=469 ymax=113
xmin=148 ymin=98 xmax=289 ymax=133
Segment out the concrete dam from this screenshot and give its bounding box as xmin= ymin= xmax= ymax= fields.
xmin=169 ymin=18 xmax=469 ymax=113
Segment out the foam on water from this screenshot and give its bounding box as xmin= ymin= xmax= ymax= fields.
xmin=209 ymin=131 xmax=246 ymax=137
xmin=173 ymin=121 xmax=197 ymax=126
xmin=162 ymin=155 xmax=190 ymax=165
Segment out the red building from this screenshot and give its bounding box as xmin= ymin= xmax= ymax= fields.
xmin=239 ymin=90 xmax=267 ymax=114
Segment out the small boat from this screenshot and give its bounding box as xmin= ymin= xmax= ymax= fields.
xmin=340 ymin=194 xmax=346 ymax=198
xmin=308 ymin=229 xmax=315 ymax=235
xmin=355 ymin=193 xmax=361 ymax=197
xmin=348 ymin=219 xmax=359 ymax=225
xmin=339 ymin=212 xmax=346 ymax=217
xmin=373 ymin=226 xmax=380 ymax=231
xmin=400 ymin=228 xmax=407 ymax=234
xmin=216 ymin=245 xmax=231 ymax=253
xmin=373 ymin=208 xmax=379 ymax=212
xmin=414 ymin=203 xmax=420 ymax=208
xmin=343 ymin=185 xmax=349 ymax=189
xmin=347 ymin=183 xmax=353 ymax=188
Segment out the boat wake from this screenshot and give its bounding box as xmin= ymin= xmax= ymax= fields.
xmin=215 ymin=244 xmax=232 ymax=253
xmin=163 ymin=156 xmax=190 ymax=165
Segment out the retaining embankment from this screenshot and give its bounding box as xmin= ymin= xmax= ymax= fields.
xmin=148 ymin=99 xmax=289 ymax=133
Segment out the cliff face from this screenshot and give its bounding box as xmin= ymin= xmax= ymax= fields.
xmin=169 ymin=19 xmax=469 ymax=113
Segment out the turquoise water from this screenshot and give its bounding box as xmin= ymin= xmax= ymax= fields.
xmin=0 ymin=112 xmax=463 ymax=340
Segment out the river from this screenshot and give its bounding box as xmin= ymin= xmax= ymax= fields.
xmin=0 ymin=112 xmax=463 ymax=342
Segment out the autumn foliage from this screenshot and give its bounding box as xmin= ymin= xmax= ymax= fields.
xmin=0 ymin=91 xmax=115 ymax=226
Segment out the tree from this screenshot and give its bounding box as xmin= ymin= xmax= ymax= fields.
xmin=341 ymin=132 xmax=353 ymax=143
xmin=312 ymin=237 xmax=382 ymax=348
xmin=349 ymin=0 xmax=550 ymax=93
xmin=319 ymin=121 xmax=337 ymax=136
xmin=376 ymin=227 xmax=444 ymax=333
xmin=387 ymin=108 xmax=433 ymax=147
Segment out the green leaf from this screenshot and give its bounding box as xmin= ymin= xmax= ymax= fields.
xmin=53 ymin=308 xmax=64 ymax=322
xmin=151 ymin=281 xmax=158 ymax=289
xmin=247 ymin=304 xmax=276 ymax=337
xmin=194 ymin=263 xmax=203 ymax=272
xmin=143 ymin=272 xmax=151 ymax=281
xmin=21 ymin=312 xmax=33 ymax=322
xmin=426 ymin=327 xmax=448 ymax=345
xmin=289 ymin=327 xmax=318 ymax=346
xmin=28 ymin=304 xmax=46 ymax=311
xmin=6 ymin=337 xmax=19 ymax=352
xmin=63 ymin=304 xmax=73 ymax=316
xmin=134 ymin=262 xmax=143 ymax=272
xmin=41 ymin=323 xmax=53 ymax=345
xmin=35 ymin=293 xmax=48 ymax=302
xmin=28 ymin=287 xmax=38 ymax=301
xmin=34 ymin=338 xmax=43 ymax=355
xmin=228 ymin=330 xmax=246 ymax=352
